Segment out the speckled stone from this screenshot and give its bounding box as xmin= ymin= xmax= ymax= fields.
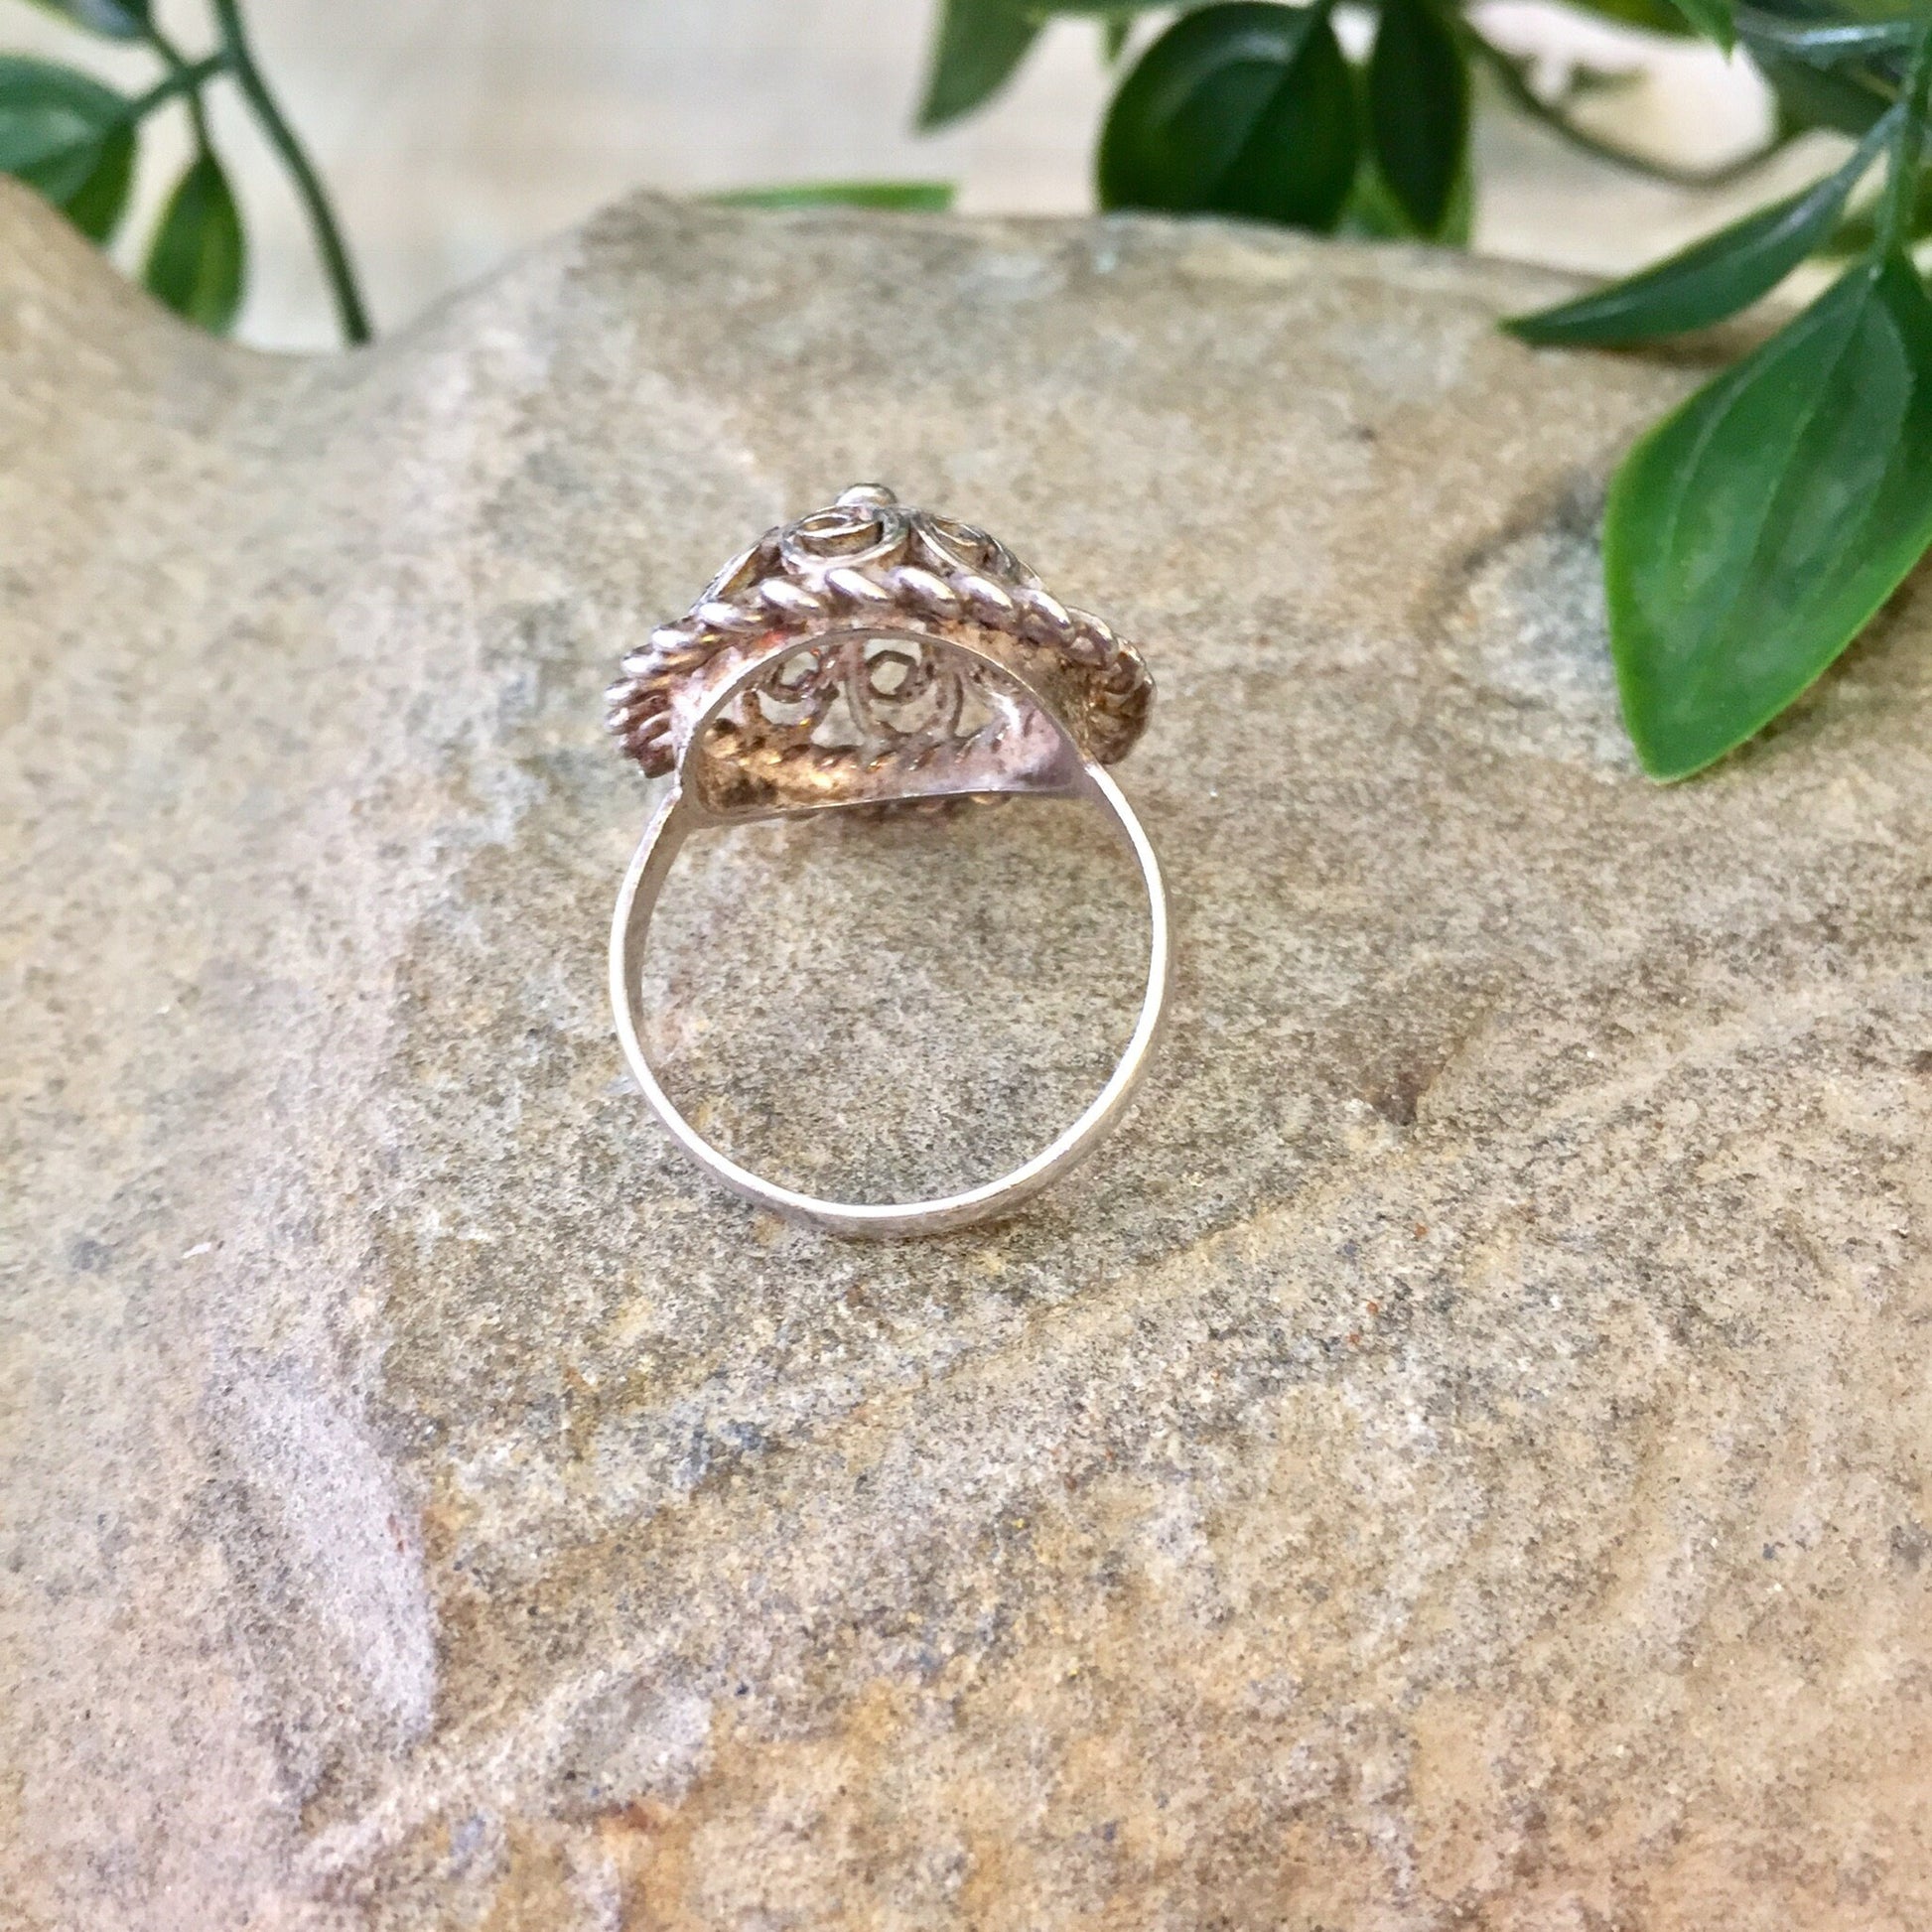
xmin=6 ymin=179 xmax=1932 ymax=1931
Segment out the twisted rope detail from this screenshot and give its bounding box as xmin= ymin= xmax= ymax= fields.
xmin=605 ymin=560 xmax=1152 ymax=779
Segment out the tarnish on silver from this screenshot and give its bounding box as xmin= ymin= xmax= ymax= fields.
xmin=607 ymin=484 xmax=1169 ymax=1238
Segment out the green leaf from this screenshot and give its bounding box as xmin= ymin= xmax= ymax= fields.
xmin=1826 ymin=163 xmax=1932 ymax=257
xmin=1738 ymin=10 xmax=1917 ymax=67
xmin=1605 ymin=254 xmax=1932 ymax=779
xmin=1757 ymin=47 xmax=1896 ymax=138
xmin=918 ymin=0 xmax=1041 ymax=128
xmin=710 ymin=181 xmax=956 ymax=211
xmin=0 ymin=53 xmax=135 ymax=241
xmin=1665 ymin=0 xmax=1734 ymax=51
xmin=20 ymin=0 xmax=150 ymax=40
xmin=1098 ymin=1 xmax=1361 ymax=233
xmin=1505 ymin=107 xmax=1898 ymax=345
xmin=0 ymin=56 xmax=129 ymax=204
xmin=1367 ymin=0 xmax=1468 ymax=237
xmin=58 ymin=117 xmax=133 ymax=240
xmin=1103 ymin=10 xmax=1133 ymax=64
xmin=144 ymin=151 xmax=245 ymax=334
xmin=1340 ymin=152 xmax=1411 ymax=238
xmin=1344 ymin=73 xmax=1472 ymax=242
xmin=1557 ymin=0 xmax=1696 ymax=35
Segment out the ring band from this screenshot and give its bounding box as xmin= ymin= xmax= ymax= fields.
xmin=604 ymin=485 xmax=1169 ymax=1237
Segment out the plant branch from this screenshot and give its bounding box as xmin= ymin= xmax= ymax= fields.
xmin=123 ymin=52 xmax=223 ymax=128
xmin=1876 ymin=21 xmax=1932 ymax=256
xmin=141 ymin=22 xmax=213 ymax=156
xmin=207 ymin=0 xmax=370 ymax=344
xmin=1467 ymin=28 xmax=1794 ymax=191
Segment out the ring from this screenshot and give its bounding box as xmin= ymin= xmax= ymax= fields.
xmin=604 ymin=484 xmax=1168 ymax=1237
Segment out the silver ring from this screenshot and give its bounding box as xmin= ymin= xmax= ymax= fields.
xmin=604 ymin=484 xmax=1169 ymax=1237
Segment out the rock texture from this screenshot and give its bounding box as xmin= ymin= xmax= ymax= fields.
xmin=6 ymin=181 xmax=1932 ymax=1930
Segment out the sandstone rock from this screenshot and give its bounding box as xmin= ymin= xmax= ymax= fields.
xmin=6 ymin=180 xmax=1932 ymax=1929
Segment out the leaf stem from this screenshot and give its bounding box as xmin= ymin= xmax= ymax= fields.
xmin=1876 ymin=21 xmax=1932 ymax=257
xmin=207 ymin=0 xmax=370 ymax=345
xmin=124 ymin=53 xmax=225 ymax=131
xmin=142 ymin=24 xmax=214 ymax=157
xmin=1467 ymin=28 xmax=1793 ymax=191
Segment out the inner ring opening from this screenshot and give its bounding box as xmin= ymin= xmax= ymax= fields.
xmin=627 ymin=786 xmax=1154 ymax=1212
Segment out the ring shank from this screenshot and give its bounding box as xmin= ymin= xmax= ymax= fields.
xmin=610 ymin=764 xmax=1169 ymax=1238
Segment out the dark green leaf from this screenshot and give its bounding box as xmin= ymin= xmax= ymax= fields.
xmin=144 ymin=151 xmax=245 ymax=334
xmin=1102 ymin=11 xmax=1133 ymax=64
xmin=0 ymin=52 xmax=135 ymax=242
xmin=1825 ymin=163 xmax=1932 ymax=257
xmin=710 ymin=181 xmax=956 ymax=211
xmin=1437 ymin=151 xmax=1474 ymax=246
xmin=1738 ymin=9 xmax=1916 ymax=67
xmin=1605 ymin=254 xmax=1932 ymax=778
xmin=1758 ymin=48 xmax=1896 ymax=137
xmin=1340 ymin=154 xmax=1411 ymax=238
xmin=0 ymin=56 xmax=129 ymax=204
xmin=1556 ymin=0 xmax=1696 ymax=34
xmin=918 ymin=0 xmax=1041 ymax=128
xmin=1343 ymin=95 xmax=1472 ymax=241
xmin=58 ymin=118 xmax=133 ymax=240
xmin=1098 ymin=2 xmax=1361 ymax=233
xmin=1368 ymin=0 xmax=1468 ymax=236
xmin=1505 ymin=107 xmax=1897 ymax=345
xmin=1665 ymin=0 xmax=1735 ymax=50
xmin=20 ymin=0 xmax=150 ymax=40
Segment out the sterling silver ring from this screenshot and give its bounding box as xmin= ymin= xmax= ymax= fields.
xmin=605 ymin=484 xmax=1169 ymax=1237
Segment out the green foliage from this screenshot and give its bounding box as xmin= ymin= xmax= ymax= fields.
xmin=1606 ymin=255 xmax=1932 ymax=777
xmin=919 ymin=0 xmax=1041 ymax=127
xmin=1367 ymin=0 xmax=1467 ymax=237
xmin=1754 ymin=48 xmax=1895 ymax=139
xmin=1343 ymin=144 xmax=1472 ymax=244
xmin=1506 ymin=107 xmax=1898 ymax=345
xmin=1662 ymin=0 xmax=1734 ymax=52
xmin=144 ymin=148 xmax=243 ymax=331
xmin=1098 ymin=4 xmax=1358 ymax=229
xmin=60 ymin=116 xmax=131 ymax=238
xmin=0 ymin=55 xmax=128 ymax=206
xmin=1741 ymin=12 xmax=1917 ymax=65
xmin=0 ymin=0 xmax=366 ymax=343
xmin=1600 ymin=22 xmax=1932 ymax=776
xmin=917 ymin=0 xmax=1932 ymax=779
xmin=1825 ymin=163 xmax=1932 ymax=258
xmin=1560 ymin=0 xmax=1696 ymax=35
xmin=712 ymin=181 xmax=956 ymax=211
xmin=21 ymin=0 xmax=149 ymax=40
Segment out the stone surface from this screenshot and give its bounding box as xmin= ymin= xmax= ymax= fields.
xmin=5 ymin=181 xmax=1932 ymax=1929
